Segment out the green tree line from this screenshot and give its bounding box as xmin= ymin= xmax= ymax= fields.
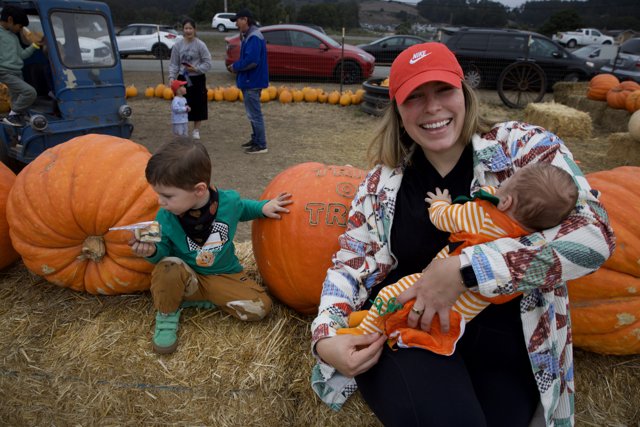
xmin=101 ymin=0 xmax=359 ymax=30
xmin=417 ymin=0 xmax=639 ymax=35
xmin=101 ymin=0 xmax=638 ymax=36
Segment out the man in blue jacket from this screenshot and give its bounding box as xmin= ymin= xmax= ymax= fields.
xmin=228 ymin=9 xmax=269 ymax=154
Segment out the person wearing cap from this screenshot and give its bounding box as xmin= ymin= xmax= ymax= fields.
xmin=227 ymin=9 xmax=269 ymax=154
xmin=0 ymin=4 xmax=43 ymax=127
xmin=310 ymin=42 xmax=614 ymax=425
xmin=168 ymin=17 xmax=212 ymax=140
xmin=170 ymin=80 xmax=190 ymax=136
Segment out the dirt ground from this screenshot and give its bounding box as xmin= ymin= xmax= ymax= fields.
xmin=122 ymin=71 xmax=627 ymax=242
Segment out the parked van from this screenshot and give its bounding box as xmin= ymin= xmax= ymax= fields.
xmin=0 ymin=0 xmax=132 ymax=170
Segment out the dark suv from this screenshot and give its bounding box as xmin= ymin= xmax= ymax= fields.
xmin=445 ymin=28 xmax=597 ymax=90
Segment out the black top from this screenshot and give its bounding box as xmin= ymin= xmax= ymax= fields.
xmin=365 ymin=144 xmax=474 ymax=307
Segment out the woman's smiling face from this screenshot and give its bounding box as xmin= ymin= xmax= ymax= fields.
xmin=397 ymin=81 xmax=466 ymax=155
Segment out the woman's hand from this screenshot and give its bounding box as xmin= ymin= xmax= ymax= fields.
xmin=397 ymin=256 xmax=466 ymax=333
xmin=315 ymin=333 xmax=386 ymax=377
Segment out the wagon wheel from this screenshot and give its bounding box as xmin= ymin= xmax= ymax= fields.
xmin=497 ymin=61 xmax=546 ymax=109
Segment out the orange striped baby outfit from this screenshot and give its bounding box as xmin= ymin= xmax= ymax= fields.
xmin=337 ymin=188 xmax=528 ymax=355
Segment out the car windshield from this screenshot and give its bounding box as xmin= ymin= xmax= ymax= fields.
xmin=29 ymin=13 xmax=115 ymax=68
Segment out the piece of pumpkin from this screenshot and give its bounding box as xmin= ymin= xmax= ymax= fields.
xmin=251 ymin=162 xmax=366 ymax=314
xmin=567 ymin=166 xmax=640 ymax=355
xmin=6 ymin=134 xmax=159 ymax=294
xmin=0 ymin=162 xmax=19 ymax=270
xmin=586 ymin=73 xmax=619 ymax=101
xmin=606 ymin=81 xmax=640 ymax=109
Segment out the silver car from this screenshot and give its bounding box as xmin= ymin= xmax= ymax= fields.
xmin=599 ymin=38 xmax=640 ymax=83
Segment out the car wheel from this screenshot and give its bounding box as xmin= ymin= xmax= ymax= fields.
xmin=152 ymin=44 xmax=171 ymax=59
xmin=462 ymin=65 xmax=482 ymax=89
xmin=567 ymin=39 xmax=577 ymax=48
xmin=337 ymin=61 xmax=362 ymax=85
xmin=562 ymin=72 xmax=581 ymax=82
xmin=497 ymin=61 xmax=546 ymax=109
xmin=217 ymin=24 xmax=226 ymax=32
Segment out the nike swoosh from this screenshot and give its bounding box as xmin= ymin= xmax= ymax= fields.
xmin=409 ymin=52 xmax=431 ymax=65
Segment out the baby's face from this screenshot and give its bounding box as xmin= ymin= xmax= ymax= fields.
xmin=495 ymin=174 xmax=518 ymax=201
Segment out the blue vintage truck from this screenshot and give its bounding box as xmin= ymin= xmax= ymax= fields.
xmin=0 ymin=0 xmax=133 ymax=170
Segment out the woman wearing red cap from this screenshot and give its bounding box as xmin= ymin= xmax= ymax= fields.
xmin=310 ymin=42 xmax=614 ymax=426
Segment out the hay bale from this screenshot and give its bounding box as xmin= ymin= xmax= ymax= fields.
xmin=524 ymin=101 xmax=592 ymax=140
xmin=600 ymin=108 xmax=633 ymax=133
xmin=605 ymin=132 xmax=640 ymax=166
xmin=553 ymin=81 xmax=589 ymax=105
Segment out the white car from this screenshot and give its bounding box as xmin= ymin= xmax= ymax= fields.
xmin=211 ymin=13 xmax=237 ymax=32
xmin=107 ymin=24 xmax=183 ymax=59
xmin=27 ymin=15 xmax=114 ymax=66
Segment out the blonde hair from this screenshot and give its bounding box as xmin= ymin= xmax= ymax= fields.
xmin=367 ymin=81 xmax=493 ymax=168
xmin=508 ymin=163 xmax=578 ymax=230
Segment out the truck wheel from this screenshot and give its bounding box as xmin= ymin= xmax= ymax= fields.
xmin=602 ymin=40 xmax=612 ymax=45
xmin=567 ymin=39 xmax=577 ymax=48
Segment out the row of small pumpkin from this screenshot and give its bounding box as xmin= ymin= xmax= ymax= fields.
xmin=586 ymin=73 xmax=640 ymax=112
xmin=1 ymin=135 xmax=638 ymax=356
xmin=126 ymin=83 xmax=365 ymax=106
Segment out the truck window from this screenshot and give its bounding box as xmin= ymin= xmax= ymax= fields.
xmin=50 ymin=11 xmax=115 ymax=68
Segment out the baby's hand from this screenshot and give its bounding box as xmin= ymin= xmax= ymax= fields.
xmin=425 ymin=188 xmax=451 ymax=205
xmin=128 ymin=236 xmax=157 ymax=257
xmin=262 ymin=192 xmax=293 ymax=219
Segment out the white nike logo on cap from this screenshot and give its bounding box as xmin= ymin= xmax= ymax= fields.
xmin=409 ymin=50 xmax=431 ymax=65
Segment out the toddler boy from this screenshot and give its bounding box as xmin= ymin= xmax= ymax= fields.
xmin=170 ymin=80 xmax=190 ymax=136
xmin=130 ymin=137 xmax=292 ymax=354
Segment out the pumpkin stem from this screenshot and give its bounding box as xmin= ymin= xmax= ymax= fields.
xmin=79 ymin=236 xmax=106 ymax=262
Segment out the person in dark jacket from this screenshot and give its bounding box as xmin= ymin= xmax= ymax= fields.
xmin=228 ymin=9 xmax=269 ymax=154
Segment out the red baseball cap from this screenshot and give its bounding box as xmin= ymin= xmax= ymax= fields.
xmin=171 ymin=79 xmax=187 ymax=94
xmin=389 ymin=42 xmax=464 ymax=105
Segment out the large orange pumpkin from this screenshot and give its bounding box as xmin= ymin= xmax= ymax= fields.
xmin=6 ymin=134 xmax=159 ymax=294
xmin=252 ymin=162 xmax=366 ymax=314
xmin=0 ymin=162 xmax=19 ymax=270
xmin=568 ymin=166 xmax=640 ymax=355
xmin=606 ymin=81 xmax=640 ymax=109
xmin=625 ymin=90 xmax=640 ymax=113
xmin=587 ymin=73 xmax=619 ymax=101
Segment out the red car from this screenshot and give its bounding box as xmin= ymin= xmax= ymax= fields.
xmin=225 ymin=24 xmax=375 ymax=84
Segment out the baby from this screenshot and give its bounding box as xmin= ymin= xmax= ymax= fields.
xmin=338 ymin=162 xmax=579 ymax=355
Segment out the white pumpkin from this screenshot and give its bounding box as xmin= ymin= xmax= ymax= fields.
xmin=629 ymin=110 xmax=640 ymax=142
